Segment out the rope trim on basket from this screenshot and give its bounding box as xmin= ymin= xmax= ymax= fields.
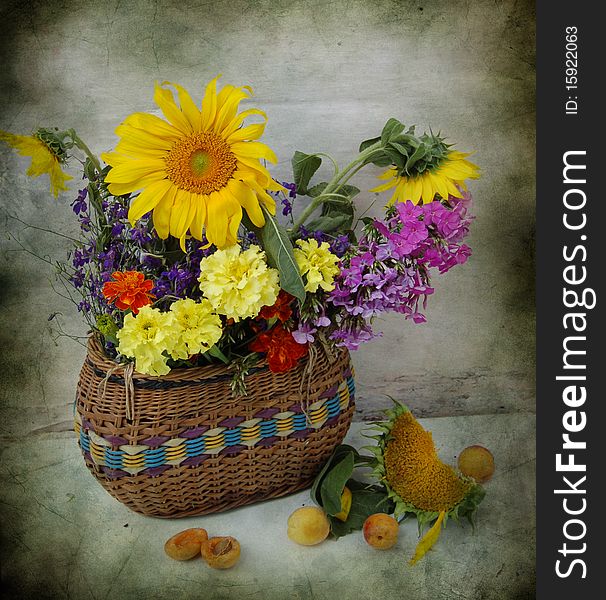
xmin=75 ymin=373 xmax=355 ymax=477
xmin=86 ymin=359 xmax=268 ymax=389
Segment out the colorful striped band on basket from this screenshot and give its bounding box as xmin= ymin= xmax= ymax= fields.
xmin=75 ymin=371 xmax=355 ymax=477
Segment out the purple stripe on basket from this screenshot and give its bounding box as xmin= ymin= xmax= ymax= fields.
xmin=219 ymin=416 xmax=246 ymax=428
xmin=141 ymin=435 xmax=170 ymax=447
xmin=220 ymin=444 xmax=247 ymax=456
xmin=288 ymin=403 xmax=304 ymax=414
xmin=253 ymin=407 xmax=281 ymax=419
xmin=256 ymin=436 xmax=279 ymax=447
xmin=291 ymin=429 xmax=312 ymax=439
xmin=181 ymin=454 xmax=211 ymax=467
xmin=104 ymin=435 xmax=129 ymax=446
xmin=342 ymin=367 xmax=352 ymax=379
xmin=81 ymin=418 xmax=93 ymax=430
xmin=319 ymin=384 xmax=338 ymax=399
xmin=324 ymin=415 xmax=341 ymax=428
xmin=102 ymin=467 xmax=128 ymax=479
xmin=181 ymin=426 xmax=210 ymax=438
xmin=146 ymin=465 xmax=172 ymax=476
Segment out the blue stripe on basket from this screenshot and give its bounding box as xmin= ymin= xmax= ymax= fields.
xmin=77 ymin=373 xmax=355 ymax=475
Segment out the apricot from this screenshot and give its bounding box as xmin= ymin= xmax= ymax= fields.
xmin=201 ymin=536 xmax=241 ymax=569
xmin=457 ymin=445 xmax=495 ymax=483
xmin=363 ymin=513 xmax=399 ymax=550
xmin=334 ymin=486 xmax=353 ymax=522
xmin=287 ymin=506 xmax=330 ymax=545
xmin=164 ymin=528 xmax=209 ymax=560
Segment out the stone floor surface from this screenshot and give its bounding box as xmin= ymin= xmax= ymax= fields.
xmin=0 ymin=414 xmax=535 ymax=600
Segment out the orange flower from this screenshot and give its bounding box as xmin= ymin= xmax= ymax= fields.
xmin=102 ymin=271 xmax=155 ymax=314
xmin=258 ymin=290 xmax=294 ymax=323
xmin=249 ymin=325 xmax=308 ymax=373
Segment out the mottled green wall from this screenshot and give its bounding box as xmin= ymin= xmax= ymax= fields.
xmin=0 ymin=0 xmax=535 ymax=425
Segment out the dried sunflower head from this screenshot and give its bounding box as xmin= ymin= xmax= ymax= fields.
xmin=366 ymin=400 xmax=485 ymax=563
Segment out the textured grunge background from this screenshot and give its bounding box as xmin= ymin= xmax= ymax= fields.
xmin=0 ymin=1 xmax=535 ymax=598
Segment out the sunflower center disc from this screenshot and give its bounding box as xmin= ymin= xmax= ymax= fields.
xmin=165 ymin=132 xmax=237 ymax=194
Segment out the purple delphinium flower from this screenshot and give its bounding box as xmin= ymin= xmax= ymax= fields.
xmin=71 ymin=189 xmax=88 ymax=215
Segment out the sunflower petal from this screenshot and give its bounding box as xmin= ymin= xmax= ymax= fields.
xmin=154 ymin=83 xmax=192 ymax=135
xmin=421 ymin=175 xmax=435 ymax=204
xmin=226 ymin=122 xmax=266 ymax=143
xmin=128 ymin=179 xmax=173 ymax=224
xmin=231 ymin=141 xmax=277 ymax=164
xmin=221 ymin=108 xmax=266 ymax=138
xmin=409 ymin=511 xmax=445 ymax=566
xmin=123 ymin=112 xmax=182 ymax=141
xmin=206 ymin=191 xmax=229 ymax=248
xmin=190 ymin=193 xmax=207 ymax=241
xmin=201 ymin=75 xmax=220 ymax=130
xmin=115 ymin=124 xmax=174 ymax=152
xmin=105 ymin=159 xmax=166 ymax=184
xmin=164 ymin=82 xmax=202 ymax=131
xmin=215 ymin=86 xmax=252 ymax=134
xmin=107 ymin=174 xmax=165 ymax=197
xmin=170 ymin=189 xmax=195 ymax=240
xmin=228 ymin=179 xmax=264 ymax=227
xmin=370 ymin=178 xmax=398 ymax=193
xmin=152 ymin=185 xmax=178 ymax=238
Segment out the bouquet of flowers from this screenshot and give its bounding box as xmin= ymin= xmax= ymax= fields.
xmin=1 ymin=76 xmax=479 ymax=393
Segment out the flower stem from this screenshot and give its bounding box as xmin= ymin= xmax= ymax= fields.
xmin=291 ymin=142 xmax=383 ymax=232
xmin=70 ymin=133 xmax=103 ymax=174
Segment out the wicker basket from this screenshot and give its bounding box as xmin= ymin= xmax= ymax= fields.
xmin=75 ymin=336 xmax=355 ymax=518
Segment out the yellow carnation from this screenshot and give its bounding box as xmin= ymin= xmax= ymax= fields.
xmin=116 ymin=305 xmax=180 ymax=376
xmin=293 ymin=239 xmax=340 ymax=293
xmin=198 ymin=244 xmax=280 ymax=321
xmin=169 ymin=298 xmax=223 ymax=359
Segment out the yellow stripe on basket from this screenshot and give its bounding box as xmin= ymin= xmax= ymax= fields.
xmin=204 ymin=438 xmax=226 ymax=450
xmin=240 ymin=426 xmax=261 ymax=440
xmin=310 ymin=408 xmax=329 ymax=424
xmin=122 ymin=457 xmax=146 ymax=468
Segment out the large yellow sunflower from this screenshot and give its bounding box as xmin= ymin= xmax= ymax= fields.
xmin=101 ymin=77 xmax=282 ymax=249
xmin=371 ymin=150 xmax=480 ymax=205
xmin=0 ymin=131 xmax=72 ymax=197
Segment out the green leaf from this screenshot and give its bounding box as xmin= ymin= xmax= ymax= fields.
xmin=311 ymin=444 xmax=364 ymax=506
xmin=381 ymin=118 xmax=406 ymax=144
xmin=405 ymin=142 xmax=428 ymax=173
xmin=243 ymin=207 xmax=306 ymax=302
xmin=320 ymin=453 xmax=355 ymax=515
xmin=359 ymin=136 xmax=381 ymax=153
xmin=329 ymin=480 xmax=395 ymax=539
xmin=305 ymin=184 xmax=358 ymax=234
xmin=292 ymin=151 xmax=322 ymax=195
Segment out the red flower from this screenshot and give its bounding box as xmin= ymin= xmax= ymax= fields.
xmin=102 ymin=271 xmax=155 ymax=314
xmin=258 ymin=290 xmax=294 ymax=323
xmin=249 ymin=325 xmax=308 ymax=373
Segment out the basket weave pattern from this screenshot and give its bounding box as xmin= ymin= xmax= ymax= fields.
xmin=75 ymin=336 xmax=355 ymax=517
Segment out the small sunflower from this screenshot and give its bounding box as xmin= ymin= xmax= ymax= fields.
xmin=371 ymin=150 xmax=480 ymax=205
xmin=0 ymin=130 xmax=72 ymax=197
xmin=367 ymin=400 xmax=485 ymax=564
xmin=101 ymin=77 xmax=283 ymax=250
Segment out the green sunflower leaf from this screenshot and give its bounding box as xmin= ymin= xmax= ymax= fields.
xmin=292 ymin=151 xmax=322 ymax=195
xmin=243 ymin=207 xmax=306 ymax=302
xmin=381 ymin=118 xmax=406 ymax=144
xmin=320 ymin=453 xmax=354 ymax=515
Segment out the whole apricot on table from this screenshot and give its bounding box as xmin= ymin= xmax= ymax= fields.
xmin=201 ymin=536 xmax=241 ymax=569
xmin=164 ymin=528 xmax=208 ymax=560
xmin=334 ymin=486 xmax=353 ymax=522
xmin=287 ymin=506 xmax=330 ymax=545
xmin=457 ymin=445 xmax=495 ymax=483
xmin=363 ymin=513 xmax=399 ymax=550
